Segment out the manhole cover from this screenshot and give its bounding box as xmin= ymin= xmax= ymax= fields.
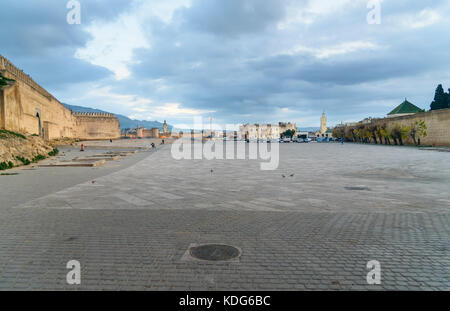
xmin=345 ymin=186 xmax=371 ymax=191
xmin=189 ymin=244 xmax=241 ymax=261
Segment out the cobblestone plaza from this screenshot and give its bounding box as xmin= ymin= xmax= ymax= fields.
xmin=0 ymin=143 xmax=449 ymax=290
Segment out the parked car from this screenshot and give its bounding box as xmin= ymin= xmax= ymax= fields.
xmin=282 ymin=137 xmax=292 ymax=143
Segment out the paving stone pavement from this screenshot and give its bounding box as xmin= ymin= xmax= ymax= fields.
xmin=0 ymin=143 xmax=449 ymax=290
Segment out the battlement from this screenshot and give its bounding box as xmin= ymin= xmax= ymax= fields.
xmin=0 ymin=54 xmax=53 ymax=100
xmin=72 ymin=112 xmax=116 ymax=118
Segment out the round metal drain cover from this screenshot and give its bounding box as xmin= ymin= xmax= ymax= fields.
xmin=190 ymin=244 xmax=240 ymax=261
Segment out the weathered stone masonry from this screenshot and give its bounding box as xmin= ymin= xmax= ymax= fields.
xmin=337 ymin=108 xmax=450 ymax=146
xmin=0 ymin=55 xmax=120 ymax=140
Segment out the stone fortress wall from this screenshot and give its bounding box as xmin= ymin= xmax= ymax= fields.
xmin=72 ymin=112 xmax=121 ymax=140
xmin=339 ymin=108 xmax=450 ymax=146
xmin=374 ymin=109 xmax=450 ymax=146
xmin=0 ymin=55 xmax=120 ymax=140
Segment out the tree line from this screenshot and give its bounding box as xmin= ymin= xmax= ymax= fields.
xmin=332 ymin=120 xmax=427 ymax=146
xmin=430 ymin=84 xmax=450 ymax=110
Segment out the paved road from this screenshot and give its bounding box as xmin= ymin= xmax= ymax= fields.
xmin=0 ymin=143 xmax=449 ymax=290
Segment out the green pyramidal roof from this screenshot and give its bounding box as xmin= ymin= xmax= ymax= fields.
xmin=388 ymin=99 xmax=424 ymax=115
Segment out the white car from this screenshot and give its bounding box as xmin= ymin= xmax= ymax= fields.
xmin=282 ymin=137 xmax=291 ymax=143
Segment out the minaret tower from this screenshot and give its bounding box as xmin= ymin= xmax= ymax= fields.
xmin=320 ymin=112 xmax=327 ymax=134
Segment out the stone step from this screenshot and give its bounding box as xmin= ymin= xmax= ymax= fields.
xmin=74 ymin=156 xmax=121 ymax=161
xmin=39 ymin=160 xmax=106 ymax=167
xmin=105 ymin=151 xmax=138 ymax=156
xmin=89 ymin=154 xmax=123 ymax=158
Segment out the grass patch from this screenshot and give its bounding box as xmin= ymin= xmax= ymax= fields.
xmin=1 ymin=172 xmax=18 ymax=176
xmin=32 ymin=154 xmax=46 ymax=163
xmin=17 ymin=154 xmax=46 ymax=164
xmin=0 ymin=129 xmax=26 ymax=139
xmin=0 ymin=161 xmax=14 ymax=171
xmin=0 ymin=74 xmax=15 ymax=88
xmin=48 ymin=148 xmax=59 ymax=157
xmin=16 ymin=156 xmax=31 ymax=165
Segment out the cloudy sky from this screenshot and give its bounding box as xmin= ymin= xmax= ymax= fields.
xmin=1 ymin=0 xmax=449 ymax=127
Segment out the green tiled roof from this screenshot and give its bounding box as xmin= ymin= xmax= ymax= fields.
xmin=388 ymin=99 xmax=424 ymax=115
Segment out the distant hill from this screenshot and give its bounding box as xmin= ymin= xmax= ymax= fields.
xmin=63 ymin=104 xmax=170 ymax=130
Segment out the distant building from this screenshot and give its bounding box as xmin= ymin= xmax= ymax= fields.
xmin=387 ymin=99 xmax=424 ymax=117
xmin=136 ymin=126 xmax=160 ymax=138
xmin=239 ymin=122 xmax=297 ymax=140
xmin=160 ymin=120 xmax=172 ymax=138
xmin=315 ymin=112 xmax=333 ymax=139
xmin=239 ymin=124 xmax=280 ymax=140
xmin=134 ymin=120 xmax=173 ymax=139
xmin=320 ymin=112 xmax=327 ymax=134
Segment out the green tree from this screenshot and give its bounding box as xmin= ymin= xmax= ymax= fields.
xmin=369 ymin=125 xmax=378 ymax=144
xmin=364 ymin=127 xmax=372 ymax=143
xmin=392 ymin=125 xmax=410 ymax=145
xmin=344 ymin=127 xmax=355 ymax=142
xmin=391 ymin=125 xmax=401 ymax=145
xmin=281 ymin=129 xmax=296 ymax=138
xmin=447 ymin=89 xmax=450 ymax=108
xmin=381 ymin=126 xmax=393 ymax=145
xmin=409 ymin=122 xmax=418 ymax=145
xmin=399 ymin=125 xmax=410 ymax=145
xmin=416 ymin=120 xmax=427 ymax=145
xmin=332 ymin=127 xmax=345 ymax=139
xmin=430 ymin=84 xmax=448 ymax=110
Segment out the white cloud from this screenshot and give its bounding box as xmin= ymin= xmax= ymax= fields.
xmin=75 ymin=14 xmax=149 ymax=80
xmin=151 ymin=103 xmax=215 ymax=117
xmin=306 ymin=0 xmax=355 ymax=15
xmin=284 ymin=41 xmax=380 ymax=58
xmin=127 ymin=102 xmax=215 ymax=121
xmin=400 ymin=9 xmax=442 ymax=29
xmin=138 ymin=0 xmax=191 ymax=23
xmin=74 ymin=0 xmax=190 ymax=80
xmin=278 ymin=0 xmax=358 ymax=29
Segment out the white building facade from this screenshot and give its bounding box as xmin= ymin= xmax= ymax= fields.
xmin=239 ymin=122 xmax=296 ymax=140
